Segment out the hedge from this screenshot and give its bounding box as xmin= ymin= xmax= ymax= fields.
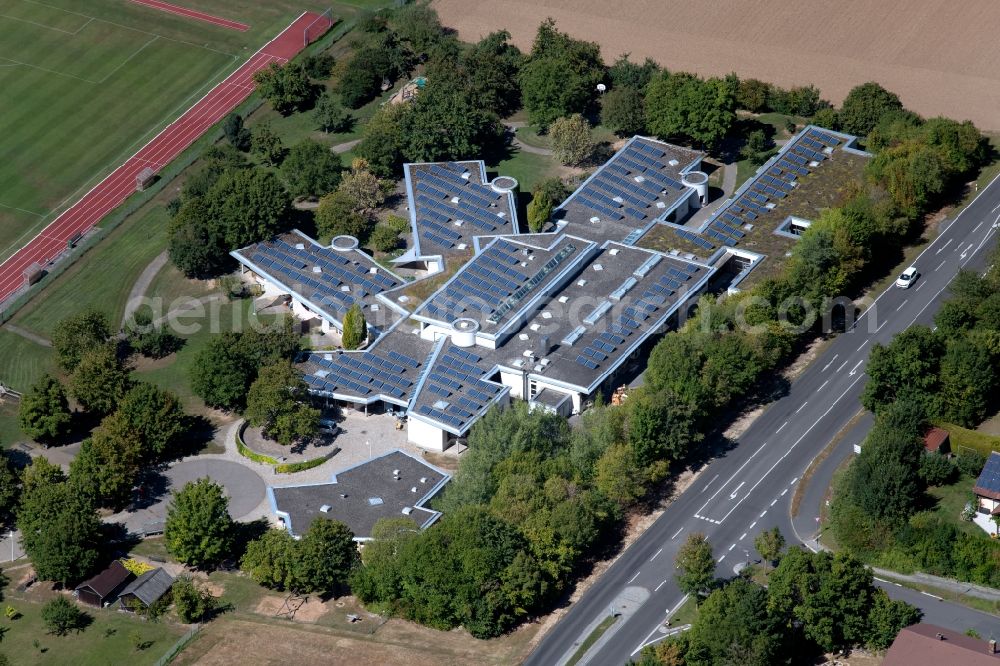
xmin=934 ymin=421 xmax=1000 ymax=459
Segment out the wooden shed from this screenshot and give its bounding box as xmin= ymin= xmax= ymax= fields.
xmin=74 ymin=561 xmax=132 ymax=607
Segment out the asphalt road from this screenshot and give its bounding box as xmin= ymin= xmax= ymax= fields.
xmin=525 ymin=174 xmax=1000 ymax=666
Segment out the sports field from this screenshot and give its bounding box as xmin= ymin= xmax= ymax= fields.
xmin=0 ymin=0 xmax=335 ymax=262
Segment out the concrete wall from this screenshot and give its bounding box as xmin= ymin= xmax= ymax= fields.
xmin=408 ymin=417 xmax=448 ymax=451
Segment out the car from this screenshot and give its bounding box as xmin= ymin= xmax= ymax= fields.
xmin=895 ymin=266 xmax=919 ymax=289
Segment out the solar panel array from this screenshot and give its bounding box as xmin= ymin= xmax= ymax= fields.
xmin=248 ymin=237 xmax=400 ymax=320
xmin=571 ymin=139 xmax=687 ymax=224
xmin=422 ymin=240 xmax=576 ymax=326
xmin=303 ymin=348 xmax=424 ymax=400
xmin=411 ymin=164 xmax=510 ymax=251
xmin=572 ymin=260 xmax=700 ymax=371
xmin=667 ymin=129 xmax=842 ymax=253
xmin=415 ymin=345 xmax=505 ymax=431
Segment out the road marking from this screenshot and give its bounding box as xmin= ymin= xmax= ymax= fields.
xmin=856 ymin=339 xmax=868 ymax=352
xmin=819 ymin=379 xmax=829 ymax=391
xmin=935 ymin=259 xmax=946 ymax=271
xmin=740 ymin=532 xmax=748 ymax=540
xmin=671 ymin=527 xmax=684 ymax=540
xmin=700 ymin=473 xmax=719 ymax=493
xmin=961 ymin=242 xmax=974 ymax=259
xmin=790 ymin=477 xmax=799 ymax=485
xmin=729 ymin=481 xmax=745 ymax=499
xmin=695 ymin=442 xmax=768 ymax=518
xmin=974 ymin=221 xmax=984 ymax=233
xmin=920 ymin=591 xmax=943 ymax=601
xmin=876 ymin=320 xmax=888 ymax=332
xmin=849 ymin=359 xmax=864 ymax=376
xmin=935 ymin=238 xmax=953 ymax=254
xmin=717 ymin=555 xmax=726 ymax=563
xmin=915 ymin=281 xmax=925 ymax=291
xmin=836 ymin=359 xmax=849 ymax=372
xmin=628 ymin=571 xmax=640 ymax=584
xmin=795 ymin=401 xmax=808 ymax=414
xmin=770 ymin=499 xmax=778 ymax=506
xmin=776 ymin=421 xmax=788 ymax=433
xmin=650 ymin=548 xmax=663 ymax=562
xmin=821 ymin=354 xmax=838 ymax=372
xmin=895 ymin=299 xmax=908 ymax=311
xmin=748 ymin=521 xmax=757 ymax=530
xmin=780 ymin=488 xmax=788 ymax=496
xmin=760 ymin=510 xmax=767 ymax=518
xmin=654 ymin=580 xmax=666 ymax=592
xmin=729 ymin=543 xmax=736 ymax=551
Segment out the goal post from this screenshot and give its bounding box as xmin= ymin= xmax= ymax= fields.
xmin=303 ymin=8 xmax=334 ymax=46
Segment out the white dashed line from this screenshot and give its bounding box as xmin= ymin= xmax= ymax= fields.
xmin=740 ymin=532 xmax=747 ymax=540
xmin=856 ymin=340 xmax=868 ymax=352
xmin=650 ymin=548 xmax=662 ymax=562
xmin=729 ymin=544 xmax=736 ymax=551
xmin=776 ymin=421 xmax=788 ymax=433
xmin=628 ymin=571 xmax=640 ymax=584
xmin=717 ymin=555 xmax=726 ymax=563
xmin=671 ymin=527 xmax=683 ymax=540
xmin=795 ymin=401 xmax=808 ymax=414
xmin=655 ymin=580 xmax=666 ymax=592
xmin=770 ymin=499 xmax=778 ymax=506
xmin=896 ymin=299 xmax=908 ymax=311
xmin=780 ymin=488 xmax=788 ymax=496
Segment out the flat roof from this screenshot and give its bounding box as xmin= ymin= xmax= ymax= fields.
xmin=556 ymin=136 xmax=702 ymax=241
xmin=475 ymin=242 xmax=715 ymax=392
xmin=269 ymin=450 xmax=449 ymax=540
xmin=231 ymin=230 xmax=404 ymax=325
xmin=413 ymin=234 xmax=596 ymax=337
xmin=405 ymin=161 xmax=518 ymax=256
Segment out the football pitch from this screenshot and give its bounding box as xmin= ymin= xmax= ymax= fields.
xmin=0 ymin=0 xmax=332 ymax=262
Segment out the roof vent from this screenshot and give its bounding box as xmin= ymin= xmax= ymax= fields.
xmin=402 ymin=507 xmax=413 ymax=515
xmin=323 ymin=354 xmax=333 ymax=361
xmin=420 ymin=477 xmax=428 ymax=484
xmin=340 ymin=493 xmax=347 ymax=499
xmin=577 ymin=279 xmax=587 ymax=287
xmin=593 ymin=263 xmax=604 ymax=271
xmin=609 ymin=248 xmax=620 ymax=256
xmin=433 ymin=400 xmax=449 ymax=410
xmin=312 ymin=266 xmax=322 ymax=273
xmin=295 ymin=243 xmax=305 ymax=250
xmin=668 ymin=159 xmax=679 ymax=166
xmin=367 ymin=497 xmax=384 ymax=506
xmin=411 ymin=486 xmax=418 ymax=493
xmin=369 ymin=267 xmax=377 ymax=274
xmin=320 ymin=504 xmax=331 ymax=513
xmin=558 ymin=295 xmax=569 ymax=303
xmin=589 ymin=216 xmax=600 ymax=224
xmin=518 ymin=333 xmax=529 ymax=341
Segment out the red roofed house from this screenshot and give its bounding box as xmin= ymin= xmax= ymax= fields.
xmin=923 ymin=427 xmax=950 ymax=454
xmin=884 ymin=624 xmax=1000 ymax=666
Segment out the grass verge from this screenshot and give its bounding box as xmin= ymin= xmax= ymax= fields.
xmin=566 ymin=614 xmax=617 ymax=666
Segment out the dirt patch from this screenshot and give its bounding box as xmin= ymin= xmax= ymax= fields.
xmin=782 ymin=336 xmax=829 ymax=383
xmin=433 ymin=0 xmax=1000 ymax=132
xmin=255 ymin=594 xmax=330 ymax=623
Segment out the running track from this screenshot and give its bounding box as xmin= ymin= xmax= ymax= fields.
xmin=129 ymin=0 xmax=250 ymax=32
xmin=0 ymin=11 xmax=332 ymax=309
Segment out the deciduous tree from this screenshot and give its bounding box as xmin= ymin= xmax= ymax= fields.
xmin=313 ymin=93 xmax=351 ymax=133
xmin=245 ymin=363 xmax=319 ymax=446
xmin=602 ymin=86 xmax=647 ymax=136
xmin=549 ymin=114 xmax=594 ymax=166
xmin=18 ymin=374 xmax=72 ymax=445
xmin=250 ymin=122 xmax=284 ymax=166
xmin=69 ymin=343 xmax=132 ymax=416
xmin=839 ymin=82 xmax=904 ymax=137
xmin=164 ymin=478 xmax=234 ymax=570
xmin=253 ymin=61 xmax=314 ymax=115
xmin=51 ymin=309 xmax=111 ymax=371
xmin=282 ymin=139 xmax=344 ymax=198
xmin=675 ymin=532 xmax=716 ymax=597
xmin=17 ymin=478 xmax=101 ymax=587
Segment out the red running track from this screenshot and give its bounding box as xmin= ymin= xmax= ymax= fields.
xmin=0 ymin=11 xmax=333 ymax=309
xmin=129 ymin=0 xmax=250 ymax=32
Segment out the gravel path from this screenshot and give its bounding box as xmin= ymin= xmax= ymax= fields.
xmin=121 ymin=250 xmax=168 ymax=328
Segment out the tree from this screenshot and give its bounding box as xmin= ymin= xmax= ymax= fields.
xmin=839 ymin=82 xmax=904 ymax=137
xmin=518 ymin=19 xmax=604 ymax=128
xmin=341 ymin=303 xmax=367 ymax=350
xmin=369 ymin=223 xmax=400 ymax=252
xmin=70 ymin=343 xmax=132 ymax=416
xmin=526 ymin=190 xmax=552 ymax=233
xmin=625 ymin=389 xmax=699 ymax=468
xmin=675 ymin=532 xmax=715 ymax=597
xmin=389 ymin=2 xmax=445 ymax=54
xmin=740 ymin=129 xmax=773 ymax=165
xmin=339 ymin=160 xmax=386 ymax=211
xmin=355 ymin=104 xmax=408 ymax=177
xmin=864 ymin=589 xmax=922 ymax=649
xmin=253 ymin=61 xmax=313 ymax=114
xmin=117 ymin=382 xmax=186 ymax=459
xmin=70 ymin=413 xmax=142 ymax=509
xmin=281 ymin=139 xmax=344 ymax=199
xmin=549 ymin=114 xmax=594 ymax=166
xmin=685 ymin=578 xmax=785 ymax=666
xmin=164 ymin=479 xmax=234 ymax=570
xmin=222 ymin=113 xmax=250 ymax=151
xmin=172 ymin=576 xmax=218 ymax=623
xmin=125 ymin=309 xmax=181 ymax=358
xmin=18 ymin=374 xmax=72 ymax=445
xmin=21 ymin=455 xmax=65 ymax=495
xmin=208 ymin=167 xmax=290 ymax=249
xmin=302 ymin=53 xmax=335 ymax=79
xmin=645 ymin=72 xmax=736 ymax=148
xmin=250 ymin=122 xmax=284 ymax=166
xmin=602 ymin=86 xmax=647 ymax=136
xmin=245 ymin=363 xmax=320 ymax=446
xmin=240 ymin=528 xmax=297 ymax=590
xmin=313 ymin=93 xmax=351 ymax=133
xmin=190 ymin=333 xmax=254 ymax=411
xmin=736 ymin=78 xmax=773 ymax=112
xmin=315 ymin=190 xmax=371 ymax=242
xmin=51 ymin=310 xmax=111 ymax=371
xmin=608 ymin=54 xmax=659 ymax=90
xmin=0 ymin=452 xmax=19 ymax=525
xmin=861 ymin=325 xmax=944 ymax=414
xmin=167 ymin=198 xmax=228 ymax=278
xmin=593 ymin=442 xmax=647 ymax=506
xmin=17 ymin=479 xmax=101 ymax=587
xmin=462 ymin=30 xmax=524 ymax=117
xmin=754 ymin=527 xmax=785 ymax=569
xmin=41 ymin=597 xmax=88 ymax=636
xmin=294 ymin=518 xmax=359 ymax=594
xmin=938 ymin=336 xmax=995 ymax=427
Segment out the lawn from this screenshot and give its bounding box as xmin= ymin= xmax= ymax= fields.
xmin=928 ymin=472 xmax=981 ymax=537
xmin=0 ymin=329 xmax=55 ymax=393
xmin=489 ymin=147 xmax=563 ymax=194
xmin=10 ymin=204 xmax=171 ymax=338
xmin=0 ymin=593 xmax=187 ymax=665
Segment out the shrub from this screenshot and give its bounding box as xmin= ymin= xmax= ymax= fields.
xmin=918 ymin=452 xmax=956 ymax=486
xmin=369 ymin=224 xmax=400 ymax=252
xmin=41 ymin=597 xmax=88 ymax=636
xmin=172 ymin=576 xmax=217 ymax=623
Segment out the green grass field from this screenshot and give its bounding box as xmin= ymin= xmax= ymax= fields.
xmin=0 ymin=0 xmax=342 ymax=261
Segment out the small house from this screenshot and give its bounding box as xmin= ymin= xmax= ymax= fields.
xmin=117 ymin=568 xmax=174 ymax=613
xmin=74 ymin=560 xmax=132 ymax=607
xmin=923 ymin=427 xmax=950 ymax=455
xmin=884 ymin=623 xmax=1000 ymax=665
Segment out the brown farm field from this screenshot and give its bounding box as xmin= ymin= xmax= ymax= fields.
xmin=432 ymin=0 xmax=1000 ymax=131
